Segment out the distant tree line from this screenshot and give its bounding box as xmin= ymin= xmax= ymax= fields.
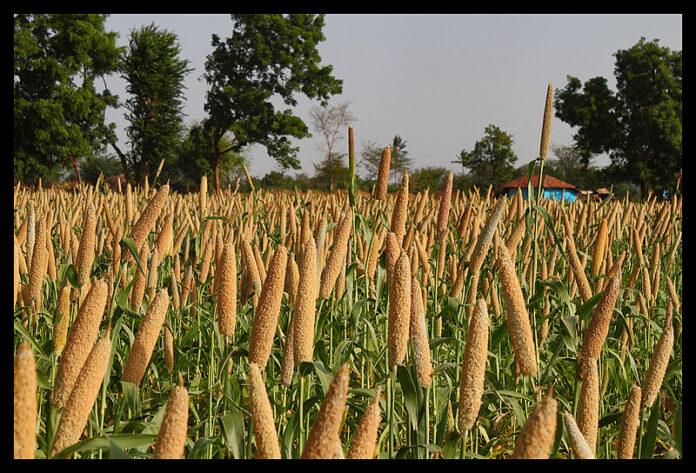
xmin=14 ymin=15 xmax=680 ymax=197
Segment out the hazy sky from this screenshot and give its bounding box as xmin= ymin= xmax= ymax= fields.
xmin=103 ymin=14 xmax=682 ymax=178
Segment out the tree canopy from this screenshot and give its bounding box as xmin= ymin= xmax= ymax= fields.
xmin=118 ymin=23 xmax=192 ymax=184
xmin=555 ymin=37 xmax=681 ymax=195
xmin=14 ymin=14 xmax=121 ymax=183
xmin=202 ymin=14 xmax=343 ymax=191
xmin=456 ymin=124 xmax=517 ymax=190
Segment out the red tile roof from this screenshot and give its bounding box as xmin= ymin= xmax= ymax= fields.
xmin=501 ymin=174 xmax=578 ymax=191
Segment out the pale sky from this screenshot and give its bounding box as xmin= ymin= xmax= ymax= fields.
xmin=103 ymin=14 xmax=682 ymax=178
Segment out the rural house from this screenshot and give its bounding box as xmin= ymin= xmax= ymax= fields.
xmin=501 ymin=174 xmax=579 ymax=202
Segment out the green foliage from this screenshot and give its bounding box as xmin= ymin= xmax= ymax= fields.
xmin=80 ymin=153 xmax=123 ymax=183
xmin=168 ymin=122 xmax=247 ymax=192
xmin=203 ymin=14 xmax=343 ymax=175
xmin=410 ymin=166 xmax=449 ymax=192
xmin=121 ymin=23 xmax=192 ymax=184
xmin=456 ymin=124 xmax=517 ymax=191
xmin=360 ymin=135 xmax=412 ymax=182
xmin=14 ymin=14 xmax=121 ymax=183
xmin=554 ymin=37 xmax=681 ymax=195
xmin=313 ymin=152 xmax=349 ymax=191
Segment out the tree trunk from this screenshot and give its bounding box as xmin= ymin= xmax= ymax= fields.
xmin=69 ymin=156 xmax=82 ymax=184
xmin=109 ymin=139 xmax=131 ymax=184
xmin=214 ymin=139 xmax=222 ymax=193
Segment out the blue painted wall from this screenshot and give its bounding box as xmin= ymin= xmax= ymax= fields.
xmin=506 ymin=187 xmax=577 ymax=202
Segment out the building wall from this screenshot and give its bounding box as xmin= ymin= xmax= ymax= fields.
xmin=506 ymin=187 xmax=577 ymax=202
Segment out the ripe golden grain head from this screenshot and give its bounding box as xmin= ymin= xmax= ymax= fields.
xmin=241 ymin=238 xmax=262 ymax=297
xmin=576 ymin=357 xmax=599 ymax=453
xmin=302 ymin=364 xmax=350 ymax=459
xmin=390 ymin=173 xmax=409 ymax=245
xmin=469 ymin=196 xmax=507 ymax=274
xmin=510 ymin=390 xmax=558 ymax=459
xmin=539 ymin=82 xmax=554 ymax=161
xmin=641 ymin=304 xmax=674 ymax=411
xmin=152 ymin=373 xmax=189 ymax=459
xmin=347 ymin=386 xmax=383 ymax=459
xmin=410 ymin=276 xmax=432 ymax=388
xmin=51 ymin=279 xmax=108 ymax=408
xmin=27 ymin=218 xmax=48 ymax=310
xmin=129 ymin=184 xmax=169 ymax=257
xmin=591 ymin=218 xmax=609 ymax=277
xmin=388 ymin=251 xmax=411 ymax=368
xmin=294 ymin=237 xmax=319 ymax=365
xmin=76 ymin=205 xmax=97 ymax=287
xmin=130 ymin=243 xmax=150 ymax=311
xmin=281 ymin=314 xmax=296 ymax=387
xmin=562 ymin=412 xmax=594 ymax=459
xmin=436 ymin=171 xmax=454 ymax=242
xmin=14 ymin=342 xmax=37 ymax=459
xmin=579 ymin=275 xmax=620 ymax=360
xmin=249 ymin=245 xmax=288 ymax=369
xmin=319 ymin=213 xmax=352 ymax=299
xmin=285 ymin=253 xmax=300 ymax=304
xmin=565 ymin=236 xmax=593 ymax=303
xmin=458 ymin=298 xmax=490 ymax=432
xmin=216 ymin=239 xmax=238 ymax=337
xmin=122 ymin=289 xmax=170 ymax=385
xmin=53 ymin=284 xmax=72 ymax=355
xmin=51 ymin=330 xmax=112 ymax=457
xmin=156 ymin=211 xmax=174 ymax=258
xmin=495 ymin=240 xmax=537 ymax=376
xmin=164 ymin=322 xmax=174 ymax=373
xmin=247 ymin=363 xmax=281 ymax=459
xmin=373 ymin=146 xmax=391 ymax=200
xmin=617 ymin=385 xmax=641 ymax=459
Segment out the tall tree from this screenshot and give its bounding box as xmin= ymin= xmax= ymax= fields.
xmin=313 ymin=152 xmax=348 ymax=191
xmin=116 ymin=23 xmax=192 ymax=184
xmin=14 ymin=14 xmax=121 ymax=184
xmin=309 ymin=101 xmax=356 ymax=191
xmin=456 ymin=124 xmax=517 ymax=190
xmin=203 ymin=14 xmax=343 ymax=192
xmin=555 ymin=37 xmax=681 ymax=195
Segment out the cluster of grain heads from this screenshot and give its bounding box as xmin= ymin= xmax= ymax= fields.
xmin=347 ymin=386 xmax=383 ymax=459
xmin=562 ymin=412 xmax=594 ymax=459
xmin=247 ymin=363 xmax=281 ymax=458
xmin=302 ymin=364 xmax=350 ymax=459
xmin=153 ymin=374 xmax=189 ymax=459
xmin=14 ymin=235 xmax=20 ymax=308
xmin=319 ymin=212 xmax=353 ymax=299
xmin=388 ymin=251 xmax=411 ymax=368
xmin=294 ymin=237 xmax=319 ymax=365
xmin=510 ymin=390 xmax=558 ymax=459
xmin=52 ymin=280 xmax=108 ymax=408
xmin=14 ymin=343 xmax=37 ymax=459
xmin=51 ymin=328 xmax=112 ymax=457
xmin=373 ymin=146 xmax=391 ymax=200
xmin=458 ymin=298 xmax=490 ymax=432
xmin=495 ymin=237 xmax=537 ymax=376
xmin=641 ymin=303 xmax=674 ymax=410
xmin=579 ymin=275 xmax=620 ymax=360
xmin=249 ymin=245 xmax=288 ymax=369
xmin=576 ymin=357 xmax=599 ymax=453
xmin=122 ymin=289 xmax=170 ymax=385
xmin=617 ymin=385 xmax=642 ymax=459
xmin=216 ymin=238 xmax=238 ymax=338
